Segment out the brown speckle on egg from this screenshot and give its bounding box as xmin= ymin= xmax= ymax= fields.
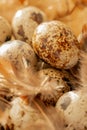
xmin=0 ymin=16 xmax=11 ymax=45
xmin=12 ymin=6 xmax=47 ymax=46
xmin=30 ymin=12 xmax=43 ymax=24
xmin=56 ymin=90 xmax=87 ymax=130
xmin=36 ymin=68 xmax=71 ymax=106
xmin=32 ymin=20 xmax=80 ymax=69
xmin=17 ymin=25 xmax=28 ymax=42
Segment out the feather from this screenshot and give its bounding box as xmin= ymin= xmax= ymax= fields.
xmin=0 ymin=56 xmax=64 ymax=99
xmin=0 ymin=87 xmax=12 ymax=112
xmin=78 ymin=23 xmax=87 ymax=51
xmin=0 ymin=56 xmax=67 ymax=130
xmin=22 ymin=98 xmax=65 ymax=130
xmin=34 ymin=98 xmax=65 ymax=130
xmin=0 ymin=108 xmax=10 ymax=125
xmin=0 ymin=56 xmax=42 ymax=95
xmin=0 ymin=88 xmax=11 ymax=126
xmin=79 ymin=51 xmax=87 ymax=88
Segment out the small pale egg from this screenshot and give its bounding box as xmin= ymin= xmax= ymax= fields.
xmin=36 ymin=68 xmax=71 ymax=106
xmin=56 ymin=90 xmax=87 ymax=130
xmin=12 ymin=6 xmax=47 ymax=46
xmin=7 ymin=97 xmax=45 ymax=130
xmin=0 ymin=40 xmax=37 ymax=73
xmin=0 ymin=97 xmax=46 ymax=130
xmin=32 ymin=20 xmax=80 ymax=69
xmin=0 ymin=16 xmax=11 ymax=44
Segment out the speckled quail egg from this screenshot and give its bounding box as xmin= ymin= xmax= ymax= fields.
xmin=0 ymin=40 xmax=37 ymax=74
xmin=56 ymin=89 xmax=87 ymax=130
xmin=36 ymin=68 xmax=74 ymax=106
xmin=0 ymin=16 xmax=11 ymax=44
xmin=12 ymin=6 xmax=47 ymax=46
xmin=0 ymin=97 xmax=46 ymax=130
xmin=32 ymin=20 xmax=80 ymax=69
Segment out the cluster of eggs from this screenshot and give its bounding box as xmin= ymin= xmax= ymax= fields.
xmin=0 ymin=6 xmax=79 ymax=69
xmin=0 ymin=5 xmax=86 ymax=130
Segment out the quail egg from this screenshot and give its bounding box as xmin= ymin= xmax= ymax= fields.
xmin=0 ymin=97 xmax=46 ymax=130
xmin=36 ymin=68 xmax=72 ymax=106
xmin=7 ymin=97 xmax=45 ymax=130
xmin=32 ymin=20 xmax=79 ymax=69
xmin=56 ymin=89 xmax=87 ymax=130
xmin=12 ymin=6 xmax=47 ymax=46
xmin=0 ymin=16 xmax=11 ymax=44
xmin=0 ymin=40 xmax=37 ymax=73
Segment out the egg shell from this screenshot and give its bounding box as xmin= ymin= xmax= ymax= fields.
xmin=8 ymin=97 xmax=45 ymax=130
xmin=0 ymin=40 xmax=37 ymax=72
xmin=36 ymin=68 xmax=71 ymax=106
xmin=12 ymin=6 xmax=47 ymax=46
xmin=0 ymin=16 xmax=11 ymax=44
xmin=56 ymin=90 xmax=87 ymax=130
xmin=0 ymin=97 xmax=46 ymax=130
xmin=32 ymin=20 xmax=79 ymax=69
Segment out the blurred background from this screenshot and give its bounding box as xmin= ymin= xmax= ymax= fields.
xmin=0 ymin=0 xmax=87 ymax=36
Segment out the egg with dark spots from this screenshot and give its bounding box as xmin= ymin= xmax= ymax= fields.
xmin=36 ymin=68 xmax=73 ymax=106
xmin=0 ymin=16 xmax=11 ymax=44
xmin=32 ymin=20 xmax=80 ymax=69
xmin=0 ymin=40 xmax=37 ymax=74
xmin=56 ymin=89 xmax=87 ymax=130
xmin=12 ymin=6 xmax=47 ymax=46
xmin=1 ymin=97 xmax=45 ymax=130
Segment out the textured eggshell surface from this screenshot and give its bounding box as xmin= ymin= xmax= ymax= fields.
xmin=0 ymin=16 xmax=11 ymax=44
xmin=56 ymin=90 xmax=87 ymax=130
xmin=36 ymin=68 xmax=70 ymax=106
xmin=32 ymin=21 xmax=79 ymax=69
xmin=12 ymin=6 xmax=47 ymax=46
xmin=7 ymin=97 xmax=44 ymax=130
xmin=0 ymin=40 xmax=37 ymax=71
